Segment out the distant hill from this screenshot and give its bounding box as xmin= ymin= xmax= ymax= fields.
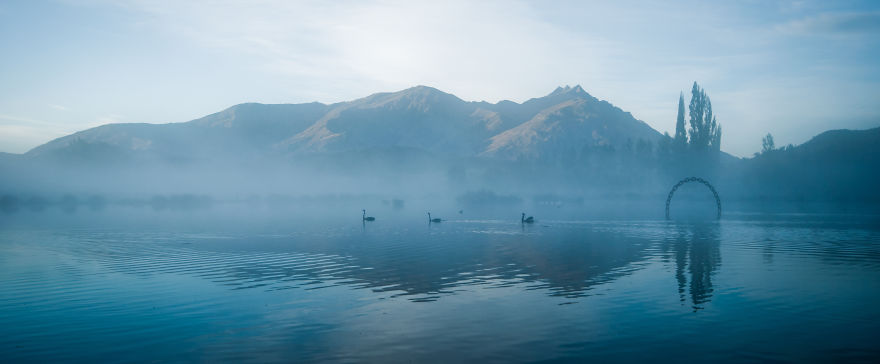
xmin=790 ymin=127 xmax=880 ymax=159
xmin=19 ymin=85 xmax=667 ymax=163
xmin=737 ymin=126 xmax=880 ymax=205
xmin=26 ymin=102 xmax=331 ymax=162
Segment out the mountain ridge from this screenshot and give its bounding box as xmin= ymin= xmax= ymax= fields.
xmin=20 ymin=85 xmax=685 ymax=162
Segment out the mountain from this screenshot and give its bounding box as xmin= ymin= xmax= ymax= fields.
xmin=787 ymin=127 xmax=880 ymax=160
xmin=277 ymin=86 xmax=490 ymax=156
xmin=483 ymin=87 xmax=663 ymax=160
xmin=738 ymin=126 xmax=880 ymax=204
xmin=2 ymin=85 xmax=878 ymax=208
xmin=26 ymin=102 xmax=331 ymax=162
xmin=18 ymin=85 xmax=665 ymax=163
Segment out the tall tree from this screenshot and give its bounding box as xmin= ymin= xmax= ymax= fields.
xmin=688 ymin=82 xmax=706 ymax=151
xmin=706 ymin=97 xmax=721 ymax=152
xmin=710 ymin=122 xmax=722 ymax=152
xmin=687 ymin=82 xmax=722 ymax=153
xmin=762 ymin=133 xmax=775 ymax=154
xmin=674 ymin=92 xmax=687 ymax=152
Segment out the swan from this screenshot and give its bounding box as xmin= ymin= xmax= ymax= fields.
xmin=428 ymin=212 xmax=442 ymax=223
xmin=362 ymin=209 xmax=375 ymax=221
xmin=521 ymin=213 xmax=534 ymax=224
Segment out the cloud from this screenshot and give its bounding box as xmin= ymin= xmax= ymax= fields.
xmin=777 ymin=11 xmax=880 ymax=37
xmin=104 ymin=0 xmax=613 ymax=103
xmin=0 ymin=114 xmax=58 ymax=127
xmin=49 ymin=104 xmax=69 ymax=111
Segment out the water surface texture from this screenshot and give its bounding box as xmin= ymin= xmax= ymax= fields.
xmin=1 ymin=213 xmax=879 ymax=362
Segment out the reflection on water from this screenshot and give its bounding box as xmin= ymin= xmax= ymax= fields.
xmin=1 ymin=213 xmax=879 ymax=362
xmin=664 ymin=223 xmax=721 ymax=310
xmin=47 ymin=223 xmax=653 ymax=302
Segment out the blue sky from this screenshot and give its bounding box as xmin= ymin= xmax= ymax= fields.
xmin=1 ymin=0 xmax=878 ymax=156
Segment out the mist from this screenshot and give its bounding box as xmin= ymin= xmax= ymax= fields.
xmin=2 ymin=84 xmax=878 ymax=226
xmin=5 ymin=1 xmax=880 ymax=361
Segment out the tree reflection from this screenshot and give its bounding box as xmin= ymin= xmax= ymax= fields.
xmin=665 ymin=223 xmax=722 ymax=311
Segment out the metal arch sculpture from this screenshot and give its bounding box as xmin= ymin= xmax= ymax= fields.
xmin=665 ymin=177 xmax=722 ymax=220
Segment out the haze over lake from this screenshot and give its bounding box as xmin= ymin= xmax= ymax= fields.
xmin=2 ymin=1 xmax=880 ymax=362
xmin=2 ymin=80 xmax=878 ymax=363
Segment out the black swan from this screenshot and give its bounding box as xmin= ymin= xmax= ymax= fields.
xmin=363 ymin=209 xmax=375 ymax=221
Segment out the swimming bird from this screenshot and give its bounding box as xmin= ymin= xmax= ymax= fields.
xmin=521 ymin=213 xmax=534 ymax=224
xmin=428 ymin=212 xmax=442 ymax=223
xmin=362 ymin=209 xmax=375 ymax=221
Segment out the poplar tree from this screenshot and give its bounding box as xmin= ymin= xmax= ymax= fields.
xmin=674 ymin=92 xmax=688 ymax=152
xmin=687 ymin=82 xmax=722 ymax=153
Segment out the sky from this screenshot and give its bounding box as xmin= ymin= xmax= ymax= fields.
xmin=1 ymin=0 xmax=878 ymax=157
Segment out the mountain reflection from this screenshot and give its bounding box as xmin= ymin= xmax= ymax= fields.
xmin=663 ymin=223 xmax=722 ymax=311
xmin=61 ymin=222 xmax=654 ymax=302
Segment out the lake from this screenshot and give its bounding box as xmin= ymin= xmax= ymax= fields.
xmin=1 ymin=209 xmax=879 ymax=362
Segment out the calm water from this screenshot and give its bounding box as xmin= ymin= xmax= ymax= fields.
xmin=1 ymin=210 xmax=879 ymax=363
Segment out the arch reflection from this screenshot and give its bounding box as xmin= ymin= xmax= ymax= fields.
xmin=663 ymin=223 xmax=722 ymax=311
